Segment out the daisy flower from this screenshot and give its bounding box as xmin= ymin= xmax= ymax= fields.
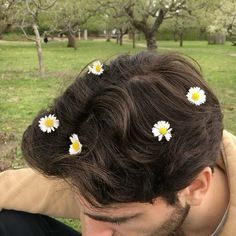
xmin=152 ymin=121 xmax=172 ymax=141
xmin=186 ymin=87 xmax=206 ymax=106
xmin=69 ymin=134 xmax=82 ymax=155
xmin=38 ymin=114 xmax=59 ymax=133
xmin=88 ymin=60 xmax=104 ymax=75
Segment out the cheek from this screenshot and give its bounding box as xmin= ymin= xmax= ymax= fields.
xmin=147 ymin=202 xmax=178 ymax=225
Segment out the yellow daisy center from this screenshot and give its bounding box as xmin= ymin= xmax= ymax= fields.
xmin=45 ymin=119 xmax=54 ymax=128
xmin=95 ymin=65 xmax=101 ymax=72
xmin=192 ymin=92 xmax=200 ymax=101
xmin=72 ymin=142 xmax=80 ymax=151
xmin=159 ymin=127 xmax=167 ymax=135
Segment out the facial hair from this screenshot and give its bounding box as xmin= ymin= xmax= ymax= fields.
xmin=147 ymin=202 xmax=190 ymax=236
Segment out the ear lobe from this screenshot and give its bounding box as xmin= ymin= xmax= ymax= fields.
xmin=186 ymin=167 xmax=213 ymax=206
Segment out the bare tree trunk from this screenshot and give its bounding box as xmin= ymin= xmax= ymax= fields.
xmin=132 ymin=31 xmax=135 ymax=48
xmin=199 ymin=27 xmax=206 ymax=40
xmin=0 ymin=14 xmax=12 ymax=38
xmin=106 ymin=29 xmax=111 ymax=42
xmin=116 ymin=33 xmax=119 ymax=44
xmin=119 ymin=29 xmax=123 ymax=46
xmin=0 ymin=23 xmax=12 ymax=37
xmin=145 ymin=33 xmax=157 ymax=50
xmin=84 ymin=29 xmax=87 ymax=40
xmin=179 ymin=32 xmax=183 ymax=47
xmin=66 ymin=31 xmax=76 ymax=48
xmin=32 ymin=24 xmax=45 ymax=76
xmin=173 ymin=30 xmax=178 ymax=41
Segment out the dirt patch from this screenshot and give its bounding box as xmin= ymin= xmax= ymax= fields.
xmin=228 ymin=53 xmax=236 ymax=57
xmin=222 ymin=105 xmax=236 ymax=111
xmin=0 ymin=132 xmax=17 ymax=172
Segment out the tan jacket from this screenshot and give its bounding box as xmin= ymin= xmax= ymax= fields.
xmin=0 ymin=130 xmax=236 ymax=235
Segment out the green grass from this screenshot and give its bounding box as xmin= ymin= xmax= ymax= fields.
xmin=1 ymin=39 xmax=235 ymax=138
xmin=0 ymin=40 xmax=142 ymax=140
xmin=0 ymin=39 xmax=236 ymax=231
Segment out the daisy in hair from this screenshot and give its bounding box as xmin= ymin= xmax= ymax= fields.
xmin=39 ymin=114 xmax=59 ymax=133
xmin=152 ymin=121 xmax=172 ymax=141
xmin=186 ymin=87 xmax=206 ymax=106
xmin=88 ymin=60 xmax=104 ymax=75
xmin=69 ymin=133 xmax=82 ymax=155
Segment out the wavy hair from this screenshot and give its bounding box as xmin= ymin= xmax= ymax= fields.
xmin=21 ymin=51 xmax=224 ymax=207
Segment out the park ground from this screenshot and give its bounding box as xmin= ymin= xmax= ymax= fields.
xmin=0 ymin=39 xmax=236 ymax=231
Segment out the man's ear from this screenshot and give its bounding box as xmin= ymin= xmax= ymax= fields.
xmin=180 ymin=167 xmax=213 ymax=206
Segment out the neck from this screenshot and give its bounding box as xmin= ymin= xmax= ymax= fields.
xmin=181 ymin=166 xmax=229 ymax=236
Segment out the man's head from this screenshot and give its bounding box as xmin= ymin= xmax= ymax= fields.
xmin=77 ymin=166 xmax=212 ymax=235
xmin=21 ymin=51 xmax=223 ymax=234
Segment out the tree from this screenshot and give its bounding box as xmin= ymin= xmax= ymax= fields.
xmin=0 ymin=0 xmax=19 ymax=37
xmin=99 ymin=0 xmax=194 ymax=50
xmin=102 ymin=14 xmax=113 ymax=42
xmin=97 ymin=7 xmax=130 ymax=45
xmin=165 ymin=0 xmax=214 ymax=46
xmin=19 ymin=0 xmax=57 ymax=76
xmin=48 ymin=0 xmax=96 ymax=48
xmin=208 ymin=0 xmax=236 ymax=46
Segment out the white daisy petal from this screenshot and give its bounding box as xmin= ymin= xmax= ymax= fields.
xmin=152 ymin=128 xmax=160 ymax=137
xmin=165 ymin=133 xmax=172 ymax=141
xmin=154 ymin=123 xmax=159 ymax=129
xmin=199 ymin=90 xmax=204 ymax=95
xmin=70 ymin=133 xmax=79 ymax=143
xmin=69 ymin=145 xmax=78 ymax=155
xmin=88 ymin=66 xmax=93 ymax=74
xmin=55 ymin=121 xmax=59 ymax=128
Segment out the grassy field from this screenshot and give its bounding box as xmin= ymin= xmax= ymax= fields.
xmin=0 ymin=39 xmax=236 ymax=231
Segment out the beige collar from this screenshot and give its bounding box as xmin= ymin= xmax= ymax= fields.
xmin=215 ymin=130 xmax=236 ymax=235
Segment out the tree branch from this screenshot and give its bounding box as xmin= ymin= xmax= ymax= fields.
xmin=25 ymin=0 xmax=36 ymax=16
xmin=151 ymin=8 xmax=167 ymax=33
xmin=20 ymin=16 xmax=37 ymax=42
xmin=31 ymin=0 xmax=57 ymax=11
xmin=21 ymin=26 xmax=37 ymax=41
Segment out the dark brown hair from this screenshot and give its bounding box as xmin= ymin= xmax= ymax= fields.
xmin=21 ymin=51 xmax=224 ymax=207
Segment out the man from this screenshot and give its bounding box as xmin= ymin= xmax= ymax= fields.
xmin=0 ymin=51 xmax=235 ymax=236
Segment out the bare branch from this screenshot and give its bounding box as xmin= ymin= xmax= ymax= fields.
xmin=25 ymin=0 xmax=36 ymax=16
xmin=20 ymin=16 xmax=37 ymax=41
xmin=31 ymin=0 xmax=57 ymax=11
xmin=151 ymin=8 xmax=167 ymax=33
xmin=21 ymin=26 xmax=37 ymax=42
xmin=31 ymin=0 xmax=40 ymax=8
xmin=4 ymin=0 xmax=17 ymax=11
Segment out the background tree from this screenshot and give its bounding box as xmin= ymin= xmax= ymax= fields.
xmin=96 ymin=3 xmax=131 ymax=45
xmin=19 ymin=0 xmax=57 ymax=76
xmin=103 ymin=14 xmax=113 ymax=42
xmin=99 ymin=0 xmax=202 ymax=50
xmin=121 ymin=0 xmax=188 ymax=50
xmin=0 ymin=0 xmax=19 ymax=37
xmin=208 ymin=0 xmax=236 ymax=46
xmin=163 ymin=0 xmax=214 ymax=47
xmin=48 ymin=0 xmax=97 ymax=48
